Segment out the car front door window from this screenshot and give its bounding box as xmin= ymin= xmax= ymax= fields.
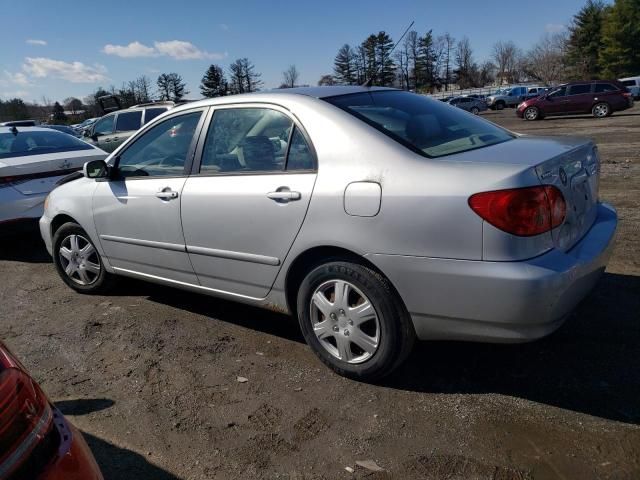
xmin=116 ymin=111 xmax=202 ymax=178
xmin=94 ymin=115 xmax=115 ymax=136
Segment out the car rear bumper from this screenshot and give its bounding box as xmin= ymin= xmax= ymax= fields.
xmin=38 ymin=408 xmax=103 ymax=480
xmin=367 ymin=202 xmax=617 ymax=343
xmin=0 ymin=185 xmax=46 ymax=224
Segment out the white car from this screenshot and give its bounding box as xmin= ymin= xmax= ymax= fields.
xmin=0 ymin=126 xmax=107 ymax=229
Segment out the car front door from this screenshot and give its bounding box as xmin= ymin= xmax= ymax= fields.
xmin=90 ymin=114 xmax=116 ymax=152
xmin=541 ymin=86 xmax=568 ymax=115
xmin=180 ymin=105 xmax=317 ymax=299
xmin=111 ymin=110 xmax=143 ymax=151
xmin=92 ymin=109 xmax=206 ymax=284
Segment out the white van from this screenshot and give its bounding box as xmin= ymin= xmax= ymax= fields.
xmin=620 ymin=76 xmax=640 ymax=99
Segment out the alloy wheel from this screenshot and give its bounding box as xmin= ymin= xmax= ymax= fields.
xmin=593 ymin=103 xmax=609 ymax=117
xmin=524 ymin=107 xmax=538 ymax=120
xmin=58 ymin=234 xmax=101 ymax=286
xmin=309 ymin=280 xmax=380 ymax=364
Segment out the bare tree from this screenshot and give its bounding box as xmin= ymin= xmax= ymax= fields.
xmin=523 ymin=32 xmax=568 ymax=85
xmin=317 ymin=74 xmax=336 ymax=86
xmin=492 ymin=40 xmax=521 ymax=85
xmin=63 ymin=97 xmax=83 ymax=115
xmin=282 ymin=65 xmax=300 ymax=88
xmin=440 ymin=33 xmax=455 ymax=91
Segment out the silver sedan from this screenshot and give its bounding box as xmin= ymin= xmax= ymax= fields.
xmin=39 ymin=87 xmax=617 ymax=380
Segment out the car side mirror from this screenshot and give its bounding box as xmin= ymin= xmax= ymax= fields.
xmin=83 ymin=129 xmax=91 ymax=138
xmin=83 ymin=159 xmax=109 ymax=179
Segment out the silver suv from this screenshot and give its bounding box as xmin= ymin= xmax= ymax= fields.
xmin=486 ymin=86 xmax=546 ymax=110
xmin=85 ymin=102 xmax=174 ymax=153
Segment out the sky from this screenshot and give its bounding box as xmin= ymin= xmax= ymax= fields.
xmin=0 ymin=0 xmax=592 ymax=103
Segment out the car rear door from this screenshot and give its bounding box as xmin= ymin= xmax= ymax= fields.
xmin=92 ymin=108 xmax=206 ymax=284
xmin=111 ymin=110 xmax=143 ymax=151
xmin=180 ymin=105 xmax=317 ymax=299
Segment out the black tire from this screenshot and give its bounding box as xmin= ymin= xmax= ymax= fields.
xmin=523 ymin=106 xmax=540 ymax=121
xmin=592 ymin=102 xmax=611 ymax=118
xmin=470 ymin=106 xmax=480 ymax=115
xmin=296 ymin=261 xmax=415 ymax=381
xmin=496 ymin=101 xmax=505 ymax=110
xmin=52 ymin=222 xmax=114 ymax=294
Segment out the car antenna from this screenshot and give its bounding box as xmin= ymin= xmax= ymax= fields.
xmin=10 ymin=126 xmax=18 ymax=135
xmin=362 ymin=20 xmax=414 ymax=88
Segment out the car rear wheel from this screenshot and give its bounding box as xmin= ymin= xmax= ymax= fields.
xmin=470 ymin=106 xmax=480 ymax=115
xmin=52 ymin=222 xmax=113 ymax=294
xmin=524 ymin=106 xmax=540 ymax=121
xmin=296 ymin=261 xmax=415 ymax=381
xmin=592 ymin=102 xmax=610 ymax=118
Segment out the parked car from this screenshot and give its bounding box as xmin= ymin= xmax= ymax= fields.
xmin=0 ymin=126 xmax=107 ymax=228
xmin=0 ymin=120 xmax=38 ymax=127
xmin=486 ymin=86 xmax=544 ymax=110
xmin=517 ymin=80 xmax=634 ymax=120
xmin=0 ymin=341 xmax=103 ymax=479
xmin=84 ymin=102 xmax=174 ymax=153
xmin=619 ymin=76 xmax=640 ymax=99
xmin=41 ymin=87 xmax=617 ymax=381
xmin=43 ymin=124 xmax=83 ymax=138
xmin=447 ymin=96 xmax=487 ymax=114
xmin=520 ymin=86 xmax=551 ymax=103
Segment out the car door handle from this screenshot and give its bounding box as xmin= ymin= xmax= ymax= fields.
xmin=155 ymin=188 xmax=179 ymax=200
xmin=267 ymin=190 xmax=301 ymax=201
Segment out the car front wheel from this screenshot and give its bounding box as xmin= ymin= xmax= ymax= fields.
xmin=296 ymin=261 xmax=415 ymax=381
xmin=52 ymin=222 xmax=113 ymax=294
xmin=524 ymin=106 xmax=540 ymax=121
xmin=470 ymin=106 xmax=480 ymax=115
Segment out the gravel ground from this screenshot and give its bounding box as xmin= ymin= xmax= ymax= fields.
xmin=1 ymin=105 xmax=639 ymax=480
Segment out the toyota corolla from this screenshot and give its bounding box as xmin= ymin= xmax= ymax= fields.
xmin=39 ymin=87 xmax=617 ymax=380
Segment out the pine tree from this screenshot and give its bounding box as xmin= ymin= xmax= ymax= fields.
xmin=375 ymin=32 xmax=396 ymax=87
xmin=600 ymin=0 xmax=640 ymax=77
xmin=51 ymin=102 xmax=67 ymax=123
xmin=333 ymin=44 xmax=357 ymax=85
xmin=157 ymin=73 xmax=188 ymax=101
xmin=200 ymin=65 xmax=227 ymax=97
xmin=416 ymin=30 xmax=435 ymax=91
xmin=566 ymin=0 xmax=608 ymax=79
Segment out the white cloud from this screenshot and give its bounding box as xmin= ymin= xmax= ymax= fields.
xmin=26 ymin=39 xmax=47 ymax=46
xmin=545 ymin=23 xmax=566 ymax=33
xmin=22 ymin=57 xmax=108 ymax=83
xmin=2 ymin=70 xmax=32 ymax=86
xmin=102 ymin=39 xmax=224 ymax=60
xmin=102 ymin=41 xmax=157 ymax=58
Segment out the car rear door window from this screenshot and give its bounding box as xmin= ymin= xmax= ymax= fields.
xmin=94 ymin=115 xmax=115 ymax=136
xmin=568 ymin=84 xmax=591 ymax=95
xmin=200 ymin=108 xmax=293 ymax=174
xmin=115 ymin=111 xmax=142 ymax=132
xmin=116 ymin=111 xmax=202 ymax=178
xmin=595 ymin=83 xmax=618 ymax=93
xmin=286 ymin=128 xmax=314 ymax=170
xmin=144 ymin=108 xmax=168 ymax=124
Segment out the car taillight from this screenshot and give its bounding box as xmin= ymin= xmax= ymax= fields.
xmin=468 ymin=185 xmax=566 ymax=236
xmin=0 ymin=350 xmax=53 ymax=479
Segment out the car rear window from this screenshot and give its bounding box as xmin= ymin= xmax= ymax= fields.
xmin=324 ymin=90 xmax=513 ymax=158
xmin=621 ymin=80 xmax=636 ymax=87
xmin=0 ymin=130 xmax=93 ymax=159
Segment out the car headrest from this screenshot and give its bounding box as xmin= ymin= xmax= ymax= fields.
xmin=405 ymin=114 xmax=443 ymax=149
xmin=241 ymin=136 xmax=276 ymax=171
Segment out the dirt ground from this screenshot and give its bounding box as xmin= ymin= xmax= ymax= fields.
xmin=1 ymin=105 xmax=639 ymax=480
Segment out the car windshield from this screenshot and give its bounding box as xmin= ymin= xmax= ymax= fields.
xmin=0 ymin=130 xmax=93 ymax=159
xmin=324 ymin=90 xmax=513 ymax=158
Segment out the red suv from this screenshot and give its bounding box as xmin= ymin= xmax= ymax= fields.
xmin=517 ymin=80 xmax=633 ymax=120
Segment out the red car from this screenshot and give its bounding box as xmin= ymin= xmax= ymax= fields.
xmin=517 ymin=80 xmax=634 ymax=120
xmin=0 ymin=342 xmax=102 ymax=480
